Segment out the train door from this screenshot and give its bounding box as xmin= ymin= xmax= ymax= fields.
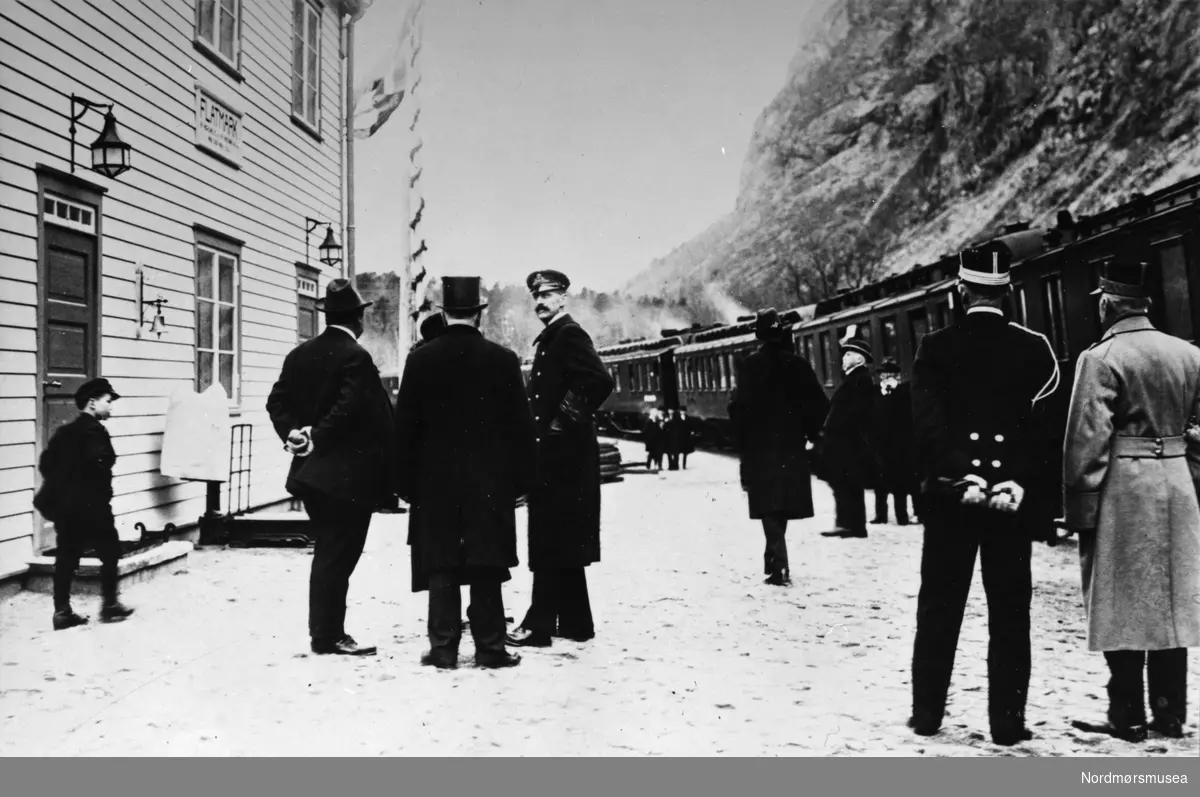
xmin=1147 ymin=232 xmax=1198 ymax=343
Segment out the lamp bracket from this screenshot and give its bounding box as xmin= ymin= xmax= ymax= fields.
xmin=69 ymin=95 xmax=114 ymax=174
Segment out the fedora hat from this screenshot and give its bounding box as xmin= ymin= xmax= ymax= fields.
xmin=315 ymin=278 xmax=372 ymax=314
xmin=437 ymin=276 xmax=489 ymax=312
xmin=839 ymin=324 xmax=874 ymax=362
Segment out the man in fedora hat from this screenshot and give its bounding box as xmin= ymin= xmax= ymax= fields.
xmin=1063 ymin=241 xmax=1200 ymax=742
xmin=816 ymin=325 xmax=877 ymax=539
xmin=267 ymin=278 xmax=396 ymax=656
xmin=36 ymin=377 xmax=135 ymax=630
xmin=395 ymin=276 xmax=535 ymax=669
xmin=728 ymin=308 xmax=829 ymax=585
xmin=907 ymin=240 xmax=1060 ymax=746
xmin=507 ymin=269 xmax=614 ymax=648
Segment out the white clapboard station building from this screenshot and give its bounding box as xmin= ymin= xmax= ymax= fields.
xmin=0 ymin=0 xmax=352 ymax=588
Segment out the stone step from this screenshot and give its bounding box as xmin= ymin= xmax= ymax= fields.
xmin=24 ymin=540 xmax=193 ymax=596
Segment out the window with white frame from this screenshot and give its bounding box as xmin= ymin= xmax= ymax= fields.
xmin=196 ymin=0 xmax=242 ymax=71
xmin=195 ymin=232 xmax=241 ymax=403
xmin=296 ymin=263 xmax=320 ymax=342
xmin=292 ymin=0 xmax=322 ymax=131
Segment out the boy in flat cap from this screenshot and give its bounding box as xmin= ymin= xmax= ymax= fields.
xmin=508 ymin=269 xmax=615 ymax=648
xmin=1063 ymin=240 xmax=1200 ymax=742
xmin=37 ymin=377 xmax=135 ymax=630
xmin=908 ymin=240 xmax=1060 ymax=746
xmin=267 ymin=278 xmax=396 ymax=657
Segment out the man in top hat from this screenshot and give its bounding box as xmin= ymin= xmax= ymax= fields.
xmin=394 ymin=277 xmax=536 ymax=669
xmin=35 ymin=377 xmax=135 ymax=630
xmin=267 ymin=278 xmax=396 ymax=656
xmin=508 ymin=269 xmax=615 ymax=648
xmin=868 ymin=357 xmax=920 ymax=525
xmin=728 ymin=308 xmax=829 ymax=585
xmin=816 ymin=325 xmax=877 ymax=539
xmin=1063 ymin=242 xmax=1200 ymax=741
xmin=907 ymin=240 xmax=1060 ymax=746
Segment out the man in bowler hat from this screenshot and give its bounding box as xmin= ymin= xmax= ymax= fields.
xmin=1063 ymin=243 xmax=1200 ymax=741
xmin=729 ymin=308 xmax=829 ymax=585
xmin=36 ymin=377 xmax=135 ymax=630
xmin=508 ymin=269 xmax=615 ymax=648
xmin=908 ymin=241 xmax=1060 ymax=746
xmin=395 ymin=277 xmax=536 ymax=669
xmin=267 ymin=278 xmax=396 ymax=656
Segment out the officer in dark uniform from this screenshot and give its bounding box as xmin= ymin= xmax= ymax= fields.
xmin=36 ymin=377 xmax=135 ymax=630
xmin=508 ymin=269 xmax=615 ymax=648
xmin=908 ymin=241 xmax=1060 ymax=746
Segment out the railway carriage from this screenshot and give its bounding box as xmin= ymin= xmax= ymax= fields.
xmin=593 ymin=337 xmax=684 ymax=434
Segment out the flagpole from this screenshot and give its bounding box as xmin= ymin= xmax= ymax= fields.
xmin=344 ymin=14 xmax=356 ymax=280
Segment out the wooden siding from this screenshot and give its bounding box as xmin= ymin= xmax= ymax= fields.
xmin=0 ymin=0 xmax=346 ymax=558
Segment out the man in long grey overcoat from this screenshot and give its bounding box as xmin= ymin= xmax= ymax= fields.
xmin=1063 ymin=253 xmax=1200 ymax=742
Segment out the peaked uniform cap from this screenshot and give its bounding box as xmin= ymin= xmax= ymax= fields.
xmin=1091 ymin=235 xmax=1151 ymax=298
xmin=959 ymin=242 xmax=1013 ymax=287
xmin=526 ymin=269 xmax=570 ymax=294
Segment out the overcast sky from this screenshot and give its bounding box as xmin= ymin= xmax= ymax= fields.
xmin=352 ymin=0 xmax=830 ymax=293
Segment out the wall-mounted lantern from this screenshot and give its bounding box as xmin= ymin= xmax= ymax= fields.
xmin=135 ymin=264 xmax=168 ymax=339
xmin=305 ymin=217 xmax=342 ymax=268
xmin=70 ymin=95 xmax=133 ymax=179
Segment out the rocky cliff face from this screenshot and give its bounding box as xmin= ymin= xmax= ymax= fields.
xmin=623 ymin=0 xmax=1200 ymax=311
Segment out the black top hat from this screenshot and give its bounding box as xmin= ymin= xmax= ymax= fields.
xmin=754 ymin=307 xmax=783 ymax=341
xmin=316 ymin=278 xmax=373 ymax=314
xmin=438 ymin=276 xmax=489 ymax=312
xmin=959 ymin=242 xmax=1012 ymax=287
xmin=526 ymin=269 xmax=571 ymax=294
xmin=75 ymin=377 xmax=120 ymax=410
xmin=1091 ymin=236 xmax=1150 ymax=298
xmin=419 ymin=312 xmax=447 ymax=341
xmin=839 ymin=324 xmax=874 ymax=362
xmin=878 ymin=357 xmax=901 ymax=375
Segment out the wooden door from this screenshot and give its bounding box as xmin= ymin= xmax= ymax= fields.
xmin=39 ymin=225 xmax=99 ymax=546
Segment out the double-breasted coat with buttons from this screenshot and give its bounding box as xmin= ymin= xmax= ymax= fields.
xmin=910 ymin=310 xmax=1061 ymax=529
xmin=394 ymin=325 xmax=538 ymax=593
xmin=1062 ymin=313 xmax=1200 ymax=652
xmin=525 ymin=313 xmax=615 ymax=570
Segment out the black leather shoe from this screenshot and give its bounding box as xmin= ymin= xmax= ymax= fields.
xmin=764 ymin=572 xmax=792 ymax=586
xmin=99 ymin=601 xmax=135 ymax=623
xmin=991 ymin=725 xmax=1034 ymax=746
xmin=871 ymin=516 xmax=887 ymax=524
xmin=1070 ymin=719 xmax=1149 ymax=743
xmin=907 ymin=713 xmax=941 ymax=736
xmin=555 ymin=629 xmax=596 ymax=642
xmin=476 ymin=651 xmax=522 ymax=669
xmin=420 ymin=650 xmax=457 ymax=669
xmin=312 ymin=635 xmax=377 ymax=656
xmin=1149 ymin=716 xmax=1184 ymax=739
xmin=52 ymin=609 xmax=89 ymax=631
xmin=821 ymin=529 xmax=868 ymax=538
xmin=506 ymin=628 xmax=551 ymax=647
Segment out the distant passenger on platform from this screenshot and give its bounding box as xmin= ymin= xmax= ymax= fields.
xmin=508 ymin=269 xmax=615 ymax=649
xmin=35 ymin=377 xmax=135 ymax=631
xmin=665 ymin=410 xmax=684 ymax=471
xmin=678 ymin=408 xmax=695 ymax=469
xmin=395 ymin=277 xmax=535 ymax=670
xmin=868 ymin=358 xmax=920 ymax=525
xmin=728 ymin=308 xmax=829 ymax=586
xmin=266 ymin=279 xmax=396 ymax=658
xmin=907 ymin=241 xmax=1060 ymax=746
xmin=410 ymin=311 xmax=446 ymax=353
xmin=1062 ymin=247 xmax=1200 ymax=742
xmin=816 ymin=325 xmax=877 ymax=539
xmin=643 ymin=409 xmax=665 ymax=471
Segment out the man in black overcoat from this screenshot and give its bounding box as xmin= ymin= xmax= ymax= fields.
xmin=868 ymin=358 xmax=920 ymax=525
xmin=395 ymin=278 xmax=537 ymax=670
xmin=817 ymin=326 xmax=877 ymax=539
xmin=679 ymin=408 xmax=695 ymax=469
xmin=664 ymin=410 xmax=683 ymax=471
xmin=37 ymin=377 xmax=135 ymax=630
xmin=266 ymin=279 xmax=396 ymax=657
xmin=728 ymin=309 xmax=830 ymax=585
xmin=508 ymin=269 xmax=615 ymax=648
xmin=907 ymin=242 xmax=1061 ymax=746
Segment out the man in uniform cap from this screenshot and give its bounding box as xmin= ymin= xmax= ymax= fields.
xmin=35 ymin=377 xmax=135 ymax=630
xmin=1063 ymin=240 xmax=1200 ymax=741
xmin=907 ymin=240 xmax=1060 ymax=746
xmin=816 ymin=325 xmax=877 ymax=538
xmin=729 ymin=308 xmax=829 ymax=585
xmin=508 ymin=269 xmax=615 ymax=648
xmin=267 ymin=278 xmax=396 ymax=657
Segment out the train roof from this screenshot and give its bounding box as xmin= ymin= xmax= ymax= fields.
xmin=596 ymin=335 xmax=684 ymax=357
xmin=674 ymin=330 xmax=758 ymax=354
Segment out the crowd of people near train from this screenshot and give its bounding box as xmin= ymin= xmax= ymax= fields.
xmin=31 ymin=230 xmax=1196 ymax=753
